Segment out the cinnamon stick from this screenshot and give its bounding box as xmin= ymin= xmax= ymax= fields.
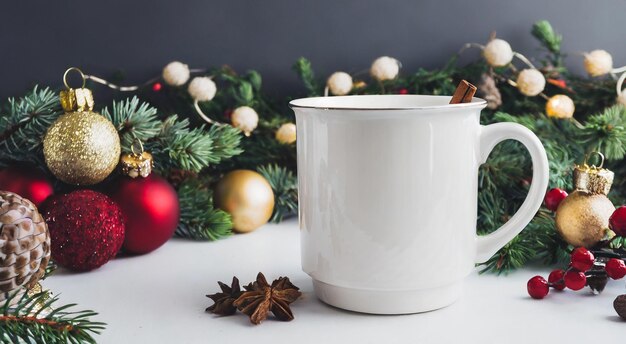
xmin=449 ymin=80 xmax=477 ymax=104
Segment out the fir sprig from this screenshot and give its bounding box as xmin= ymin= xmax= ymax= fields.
xmin=175 ymin=178 xmax=233 ymax=240
xmin=0 ymin=87 xmax=62 ymax=167
xmin=258 ymin=164 xmax=298 ymax=222
xmin=0 ymin=291 xmax=105 ymax=344
xmin=581 ymin=106 xmax=626 ymax=161
xmin=292 ymin=57 xmax=321 ymax=97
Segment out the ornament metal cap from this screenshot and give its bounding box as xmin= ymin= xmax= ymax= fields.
xmin=573 ymin=152 xmax=614 ymax=195
xmin=120 ymin=139 xmax=153 ymax=178
xmin=60 ymin=67 xmax=94 ymax=112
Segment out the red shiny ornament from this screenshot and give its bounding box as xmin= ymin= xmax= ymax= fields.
xmin=609 ymin=206 xmax=626 ymax=237
xmin=110 ymin=175 xmax=179 ymax=254
xmin=548 ymin=269 xmax=565 ymax=290
xmin=0 ymin=165 xmax=53 ymax=207
xmin=605 ymin=258 xmax=626 ymax=280
xmin=527 ymin=276 xmax=549 ymax=299
xmin=544 ymin=188 xmax=568 ymax=212
xmin=43 ymin=190 xmax=125 ymax=271
xmin=152 ymin=82 xmax=163 ymax=92
xmin=570 ymin=247 xmax=595 ymax=272
xmin=398 ymin=88 xmax=409 ymax=95
xmin=564 ymin=270 xmax=586 ymax=290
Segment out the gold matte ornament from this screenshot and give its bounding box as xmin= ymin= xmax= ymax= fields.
xmin=555 ymin=152 xmax=615 ymax=247
xmin=43 ymin=68 xmax=121 ymax=185
xmin=214 ymin=170 xmax=275 ymax=233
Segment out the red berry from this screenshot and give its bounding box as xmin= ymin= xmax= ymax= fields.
xmin=605 ymin=258 xmax=626 ymax=279
xmin=544 ymin=188 xmax=568 ymax=211
xmin=570 ymin=247 xmax=595 ymax=272
xmin=548 ymin=269 xmax=565 ymax=290
xmin=609 ymin=206 xmax=626 ymax=237
xmin=564 ymin=270 xmax=587 ymax=290
xmin=527 ymin=276 xmax=549 ymax=299
xmin=152 ymin=82 xmax=163 ymax=92
xmin=398 ymin=88 xmax=408 ymax=95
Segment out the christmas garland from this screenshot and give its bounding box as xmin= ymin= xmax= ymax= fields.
xmin=2 ymin=19 xmax=626 ymax=341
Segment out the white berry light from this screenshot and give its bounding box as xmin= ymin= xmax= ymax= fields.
xmin=327 ymin=72 xmax=353 ymax=96
xmin=516 ymin=69 xmax=546 ymax=96
xmin=584 ymin=50 xmax=613 ymax=77
xmin=483 ymin=39 xmax=514 ymax=67
xmin=188 ymin=77 xmax=217 ymax=102
xmin=231 ymin=106 xmax=259 ymax=136
xmin=370 ymin=56 xmax=400 ymax=81
xmin=162 ymin=61 xmax=190 ymax=86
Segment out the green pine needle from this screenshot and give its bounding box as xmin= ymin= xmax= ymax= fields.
xmin=0 ymin=290 xmax=105 ymax=344
xmin=532 ymin=20 xmax=562 ymax=54
xmin=101 ymin=97 xmax=161 ymax=149
xmin=292 ymin=57 xmax=321 ymax=96
xmin=581 ymin=105 xmax=626 ymax=160
xmin=175 ymin=179 xmax=233 ymax=240
xmin=258 ymin=164 xmax=298 ymax=222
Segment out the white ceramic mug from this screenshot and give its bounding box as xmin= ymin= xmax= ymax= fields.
xmin=290 ymin=95 xmax=549 ymax=314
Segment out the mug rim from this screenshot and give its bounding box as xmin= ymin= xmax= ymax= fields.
xmin=289 ymin=94 xmax=487 ymax=111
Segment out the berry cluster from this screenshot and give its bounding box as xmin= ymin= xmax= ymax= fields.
xmin=527 ymin=247 xmax=626 ymax=299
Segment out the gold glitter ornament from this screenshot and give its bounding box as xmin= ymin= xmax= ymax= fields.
xmin=555 ymin=152 xmax=615 ymax=247
xmin=43 ymin=68 xmax=121 ymax=185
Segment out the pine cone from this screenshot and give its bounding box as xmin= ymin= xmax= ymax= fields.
xmin=0 ymin=191 xmax=51 ymax=302
xmin=614 ymin=294 xmax=626 ymax=320
xmin=478 ymin=74 xmax=502 ymax=110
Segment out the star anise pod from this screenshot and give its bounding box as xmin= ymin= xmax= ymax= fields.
xmin=206 ymin=276 xmax=243 ymax=315
xmin=233 ymin=272 xmax=302 ymax=325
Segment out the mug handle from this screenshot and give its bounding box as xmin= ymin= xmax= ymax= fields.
xmin=475 ymin=122 xmax=549 ymax=263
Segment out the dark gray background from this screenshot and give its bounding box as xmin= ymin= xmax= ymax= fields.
xmin=0 ymin=0 xmax=623 ymax=99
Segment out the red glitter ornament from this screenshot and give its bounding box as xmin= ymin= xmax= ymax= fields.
xmin=43 ymin=189 xmax=125 ymax=271
xmin=110 ymin=174 xmax=179 ymax=254
xmin=152 ymin=82 xmax=163 ymax=92
xmin=0 ymin=165 xmax=53 ymax=207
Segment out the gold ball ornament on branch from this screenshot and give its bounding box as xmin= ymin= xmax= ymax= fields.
xmin=275 ymin=123 xmax=296 ymax=144
xmin=43 ymin=68 xmax=121 ymax=185
xmin=555 ymin=152 xmax=616 ymax=248
xmin=546 ymin=94 xmax=575 ymax=119
xmin=0 ymin=191 xmax=51 ymax=303
xmin=214 ymin=170 xmax=275 ymax=233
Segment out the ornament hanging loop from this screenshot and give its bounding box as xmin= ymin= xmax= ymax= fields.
xmin=583 ymin=151 xmax=605 ymax=170
xmin=130 ymin=137 xmax=145 ymax=156
xmin=63 ymin=67 xmax=87 ymax=89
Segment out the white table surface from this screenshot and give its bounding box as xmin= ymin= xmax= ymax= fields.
xmin=45 ymin=219 xmax=625 ymax=343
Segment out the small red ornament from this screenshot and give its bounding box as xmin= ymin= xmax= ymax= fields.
xmin=548 ymin=269 xmax=565 ymax=290
xmin=43 ymin=190 xmax=125 ymax=271
xmin=605 ymin=258 xmax=626 ymax=279
xmin=570 ymin=247 xmax=595 ymax=272
xmin=544 ymin=188 xmax=568 ymax=212
xmin=547 ymin=78 xmax=567 ymax=89
xmin=110 ymin=174 xmax=179 ymax=254
xmin=398 ymin=88 xmax=408 ymax=95
xmin=527 ymin=276 xmax=549 ymax=299
xmin=0 ymin=165 xmax=53 ymax=207
xmin=609 ymin=206 xmax=626 ymax=237
xmin=564 ymin=270 xmax=586 ymax=290
xmin=152 ymin=82 xmax=163 ymax=92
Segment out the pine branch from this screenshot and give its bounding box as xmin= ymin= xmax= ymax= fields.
xmin=580 ymin=106 xmax=626 ymax=161
xmin=532 ymin=20 xmax=562 ymax=55
xmin=0 ymin=291 xmax=105 ymax=344
xmin=257 ymin=164 xmax=298 ymax=222
xmin=206 ymin=124 xmax=244 ymax=163
xmin=0 ymin=87 xmax=62 ymax=167
xmin=292 ymin=57 xmax=321 ymax=97
xmin=101 ymin=96 xmax=161 ymax=149
xmin=175 ymin=178 xmax=233 ymax=240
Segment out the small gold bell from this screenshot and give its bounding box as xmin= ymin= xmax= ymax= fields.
xmin=120 ymin=139 xmax=153 ymax=178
